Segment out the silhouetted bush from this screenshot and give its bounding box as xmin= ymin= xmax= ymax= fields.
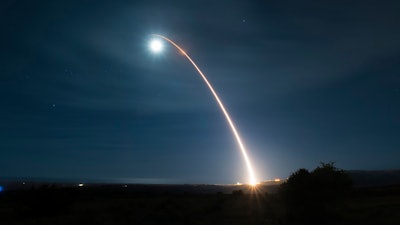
xmin=311 ymin=162 xmax=352 ymax=200
xmin=279 ymin=162 xmax=352 ymax=224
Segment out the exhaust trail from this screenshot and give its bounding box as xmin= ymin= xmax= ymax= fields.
xmin=152 ymin=34 xmax=257 ymax=185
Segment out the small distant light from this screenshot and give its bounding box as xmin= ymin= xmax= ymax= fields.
xmin=236 ymin=182 xmax=242 ymax=185
xmin=78 ymin=183 xmax=84 ymax=187
xmin=22 ymin=182 xmax=26 ymax=185
xmin=0 ymin=186 xmax=3 ymax=192
xmin=274 ymin=178 xmax=281 ymax=182
xmin=124 ymin=185 xmax=128 ymax=188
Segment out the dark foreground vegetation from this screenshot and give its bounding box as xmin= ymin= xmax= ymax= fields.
xmin=1 ymin=163 xmax=400 ymax=225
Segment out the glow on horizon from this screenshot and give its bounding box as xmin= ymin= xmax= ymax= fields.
xmin=149 ymin=34 xmax=258 ymax=185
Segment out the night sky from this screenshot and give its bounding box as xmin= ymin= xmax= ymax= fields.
xmin=1 ymin=0 xmax=399 ymax=184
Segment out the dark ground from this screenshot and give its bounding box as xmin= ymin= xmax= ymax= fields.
xmin=0 ymin=183 xmax=399 ymax=225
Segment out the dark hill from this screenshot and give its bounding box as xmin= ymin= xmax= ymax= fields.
xmin=348 ymin=170 xmax=400 ymax=187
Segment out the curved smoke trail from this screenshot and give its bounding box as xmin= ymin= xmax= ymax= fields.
xmin=152 ymin=34 xmax=257 ymax=185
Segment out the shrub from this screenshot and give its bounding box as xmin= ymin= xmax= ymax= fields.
xmin=279 ymin=162 xmax=352 ymax=224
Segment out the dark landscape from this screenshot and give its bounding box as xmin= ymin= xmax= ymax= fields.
xmin=1 ymin=167 xmax=400 ymax=225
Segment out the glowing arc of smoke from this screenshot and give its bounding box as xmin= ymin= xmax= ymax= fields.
xmin=152 ymin=34 xmax=257 ymax=185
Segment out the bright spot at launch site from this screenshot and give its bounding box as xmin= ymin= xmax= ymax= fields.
xmin=149 ymin=39 xmax=163 ymax=53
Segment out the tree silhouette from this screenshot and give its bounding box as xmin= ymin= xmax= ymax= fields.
xmin=279 ymin=162 xmax=352 ymax=224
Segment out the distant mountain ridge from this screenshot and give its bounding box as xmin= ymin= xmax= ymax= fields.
xmin=347 ymin=170 xmax=400 ymax=187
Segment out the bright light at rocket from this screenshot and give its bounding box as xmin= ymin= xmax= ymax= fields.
xmin=150 ymin=34 xmax=258 ymax=185
xmin=149 ymin=39 xmax=164 ymax=53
